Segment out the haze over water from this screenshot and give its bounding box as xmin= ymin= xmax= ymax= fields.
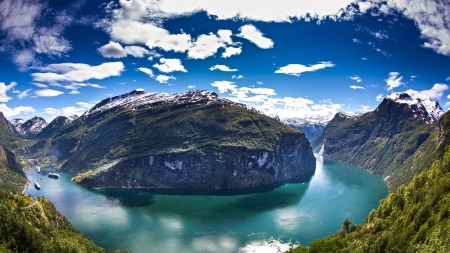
xmin=26 ymin=155 xmax=387 ymax=253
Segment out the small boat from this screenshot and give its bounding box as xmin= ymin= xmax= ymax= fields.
xmin=34 ymin=182 xmax=41 ymax=190
xmin=37 ymin=166 xmax=40 ymax=173
xmin=48 ymin=172 xmax=60 ymax=179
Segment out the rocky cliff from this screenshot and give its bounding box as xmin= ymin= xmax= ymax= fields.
xmin=312 ymin=92 xmax=444 ymax=191
xmin=51 ymin=90 xmax=315 ymax=189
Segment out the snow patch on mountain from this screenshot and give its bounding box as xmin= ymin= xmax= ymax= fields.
xmin=386 ymin=92 xmax=444 ymax=123
xmin=335 ymin=111 xmax=364 ymax=120
xmin=10 ymin=117 xmax=48 ymax=135
xmin=85 ymin=90 xmax=254 ymax=117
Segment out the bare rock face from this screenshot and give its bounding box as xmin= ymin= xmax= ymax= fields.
xmin=73 ymin=133 xmax=315 ymax=189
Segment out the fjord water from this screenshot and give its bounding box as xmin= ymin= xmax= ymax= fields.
xmin=25 ymin=155 xmax=387 ymax=252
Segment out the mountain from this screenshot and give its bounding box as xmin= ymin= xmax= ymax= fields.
xmin=35 ymin=115 xmax=78 ymax=139
xmin=0 ymin=143 xmax=27 ymax=192
xmin=281 ymin=118 xmax=327 ymax=140
xmin=10 ymin=116 xmax=48 ymax=138
xmin=50 ymin=90 xmax=316 ymax=189
xmin=0 ymin=112 xmax=32 ymax=154
xmin=0 ymin=190 xmax=129 ymax=252
xmin=311 ymin=92 xmax=444 ymax=191
xmin=288 ymin=109 xmax=450 ymax=253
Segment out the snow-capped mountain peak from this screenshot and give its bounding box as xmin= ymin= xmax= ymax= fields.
xmin=84 ymin=90 xmax=242 ymax=117
xmin=386 ymin=92 xmax=444 ymax=123
xmin=10 ymin=116 xmax=48 ymax=135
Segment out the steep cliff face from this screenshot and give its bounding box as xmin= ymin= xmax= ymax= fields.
xmin=0 ymin=143 xmax=27 ymax=192
xmin=72 ymin=133 xmax=315 ymax=189
xmin=312 ymin=92 xmax=443 ymax=191
xmin=51 ymin=90 xmax=315 ymax=189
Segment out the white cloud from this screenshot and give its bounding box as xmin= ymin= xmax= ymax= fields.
xmin=124 ymin=46 xmax=150 ymax=57
xmin=447 ymin=94 xmax=450 ymax=99
xmin=257 ymin=81 xmax=263 ymax=85
xmin=446 ymin=77 xmax=450 ymax=81
xmin=0 ymin=82 xmax=17 ymax=102
xmin=232 ymin=75 xmax=244 ymax=79
xmin=153 ymin=58 xmax=187 ymax=73
xmin=361 ymin=57 xmax=368 ymax=60
xmin=32 ymin=62 xmax=125 ymax=86
xmin=349 ymin=76 xmax=362 ymax=82
xmin=445 ymin=102 xmax=450 ymax=108
xmin=358 ymin=2 xmax=373 ymax=13
xmin=31 ymin=83 xmax=48 ymax=88
xmin=137 ymin=67 xmax=155 ymax=77
xmin=210 ymin=65 xmax=238 ymax=72
xmin=187 ymin=30 xmax=234 ymax=59
xmin=98 ymin=42 xmax=151 ymax=59
xmin=69 ymin=90 xmax=81 ymax=95
xmin=138 ymin=0 xmax=356 ymax=22
xmin=34 ymin=89 xmax=64 ymax=97
xmin=350 ymin=85 xmax=365 ymax=89
xmin=361 ymin=105 xmax=371 ymax=111
xmin=237 ymin=25 xmax=273 ymax=49
xmin=187 ymin=85 xmax=196 ymax=89
xmin=211 ymin=81 xmax=237 ymax=93
xmin=385 ymin=72 xmax=404 ymax=91
xmin=44 ymin=101 xmax=95 ymax=118
xmin=377 ymin=0 xmax=450 ymax=56
xmin=98 ymin=41 xmax=127 ymax=58
xmin=18 ymin=89 xmax=32 ymax=99
xmin=0 ymin=104 xmax=35 ymax=117
xmin=275 ymin=62 xmax=335 ymax=76
xmin=406 ymin=83 xmax=449 ymax=100
xmin=155 ymin=75 xmax=175 ymax=84
xmin=376 ymin=94 xmax=384 ymax=101
xmin=222 ymin=47 xmax=242 ymax=58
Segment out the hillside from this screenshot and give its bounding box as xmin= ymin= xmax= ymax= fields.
xmin=0 ymin=112 xmax=32 ymax=154
xmin=0 ymin=190 xmax=129 ymax=253
xmin=50 ymin=90 xmax=315 ymax=189
xmin=35 ymin=115 xmax=77 ymax=139
xmin=0 ymin=143 xmax=27 ymax=192
xmin=311 ymin=93 xmax=443 ymax=191
xmin=288 ymin=109 xmax=450 ymax=253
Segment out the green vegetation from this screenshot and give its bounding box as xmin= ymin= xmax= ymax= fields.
xmin=0 ymin=112 xmax=33 ymax=155
xmin=0 ymin=143 xmax=27 ymax=192
xmin=312 ymin=99 xmax=437 ymax=191
xmin=288 ymin=144 xmax=450 ymax=253
xmin=288 ymin=109 xmax=450 ymax=253
xmin=0 ymin=190 xmax=129 ymax=253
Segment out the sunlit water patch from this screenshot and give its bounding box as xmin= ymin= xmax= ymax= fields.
xmin=26 ymin=155 xmax=387 ymax=253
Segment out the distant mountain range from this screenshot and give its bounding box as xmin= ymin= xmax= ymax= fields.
xmin=312 ymin=92 xmax=445 ymax=191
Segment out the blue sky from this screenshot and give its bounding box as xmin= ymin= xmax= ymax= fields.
xmin=0 ymin=0 xmax=449 ymax=123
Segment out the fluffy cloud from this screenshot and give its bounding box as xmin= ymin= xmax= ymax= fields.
xmin=210 ymin=65 xmax=238 ymax=72
xmin=211 ymin=81 xmax=237 ymax=93
xmin=153 ymin=58 xmax=187 ymax=73
xmin=44 ymin=101 xmax=95 ymax=118
xmin=34 ymin=89 xmax=64 ymax=97
xmin=155 ymin=75 xmax=175 ymax=84
xmin=350 ymin=85 xmax=365 ymax=89
xmin=98 ymin=42 xmax=150 ymax=58
xmin=187 ymin=85 xmax=196 ymax=89
xmin=0 ymin=104 xmax=36 ymax=117
xmin=406 ymin=83 xmax=449 ymax=100
xmin=445 ymin=102 xmax=450 ymax=108
xmin=187 ymin=30 xmax=235 ymax=59
xmin=374 ymin=0 xmax=450 ymax=56
xmin=385 ymin=72 xmax=404 ymax=91
xmin=32 ymin=62 xmax=125 ymax=89
xmin=18 ymin=89 xmax=32 ymax=99
xmin=349 ymin=76 xmax=362 ymax=82
xmin=0 ymin=0 xmax=85 ymax=69
xmin=376 ymin=94 xmax=384 ymax=101
xmin=0 ymin=82 xmax=17 ymax=102
xmin=137 ymin=0 xmax=356 ymax=21
xmin=275 ymin=62 xmax=335 ymax=76
xmin=237 ymin=25 xmax=274 ymax=49
xmin=137 ymin=67 xmax=154 ymax=77
xmin=358 ymin=2 xmax=373 ymax=13
xmin=222 ymin=47 xmax=242 ymax=58
xmin=232 ymin=75 xmax=244 ymax=79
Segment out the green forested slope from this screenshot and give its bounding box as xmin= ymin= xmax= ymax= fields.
xmin=0 ymin=143 xmax=27 ymax=192
xmin=0 ymin=190 xmax=129 ymax=253
xmin=288 ymin=110 xmax=450 ymax=253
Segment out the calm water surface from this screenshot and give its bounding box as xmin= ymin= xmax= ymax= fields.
xmin=26 ymin=155 xmax=387 ymax=252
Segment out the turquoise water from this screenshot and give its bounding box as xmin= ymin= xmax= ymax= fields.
xmin=25 ymin=155 xmax=387 ymax=252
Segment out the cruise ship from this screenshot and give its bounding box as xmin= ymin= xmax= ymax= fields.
xmin=34 ymin=182 xmax=41 ymax=189
xmin=48 ymin=172 xmax=60 ymax=179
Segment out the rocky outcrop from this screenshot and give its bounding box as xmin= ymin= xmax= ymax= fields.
xmin=72 ymin=133 xmax=315 ymax=189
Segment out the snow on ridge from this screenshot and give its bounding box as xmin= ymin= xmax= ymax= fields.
xmin=386 ymin=92 xmax=444 ymax=123
xmin=84 ymin=90 xmax=238 ymax=117
xmin=280 ymin=117 xmax=328 ymax=126
xmin=336 ymin=111 xmax=363 ymax=120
